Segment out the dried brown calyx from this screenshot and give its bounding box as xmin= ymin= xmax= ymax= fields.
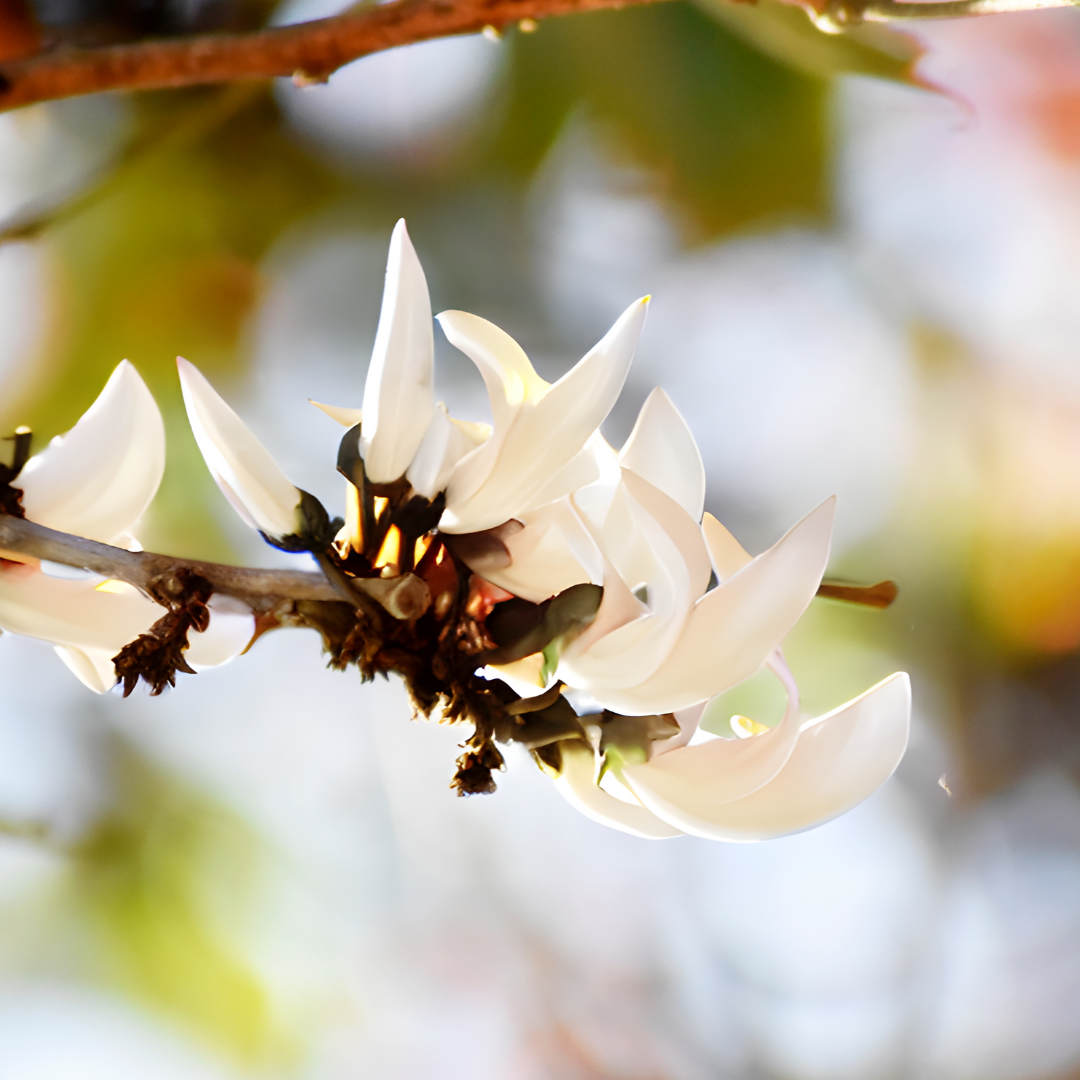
xmin=0 ymin=428 xmax=31 ymax=519
xmin=249 ymin=431 xmax=676 ymax=796
xmin=112 ymin=568 xmax=214 ymax=696
xmin=288 ymin=547 xmax=677 ymax=795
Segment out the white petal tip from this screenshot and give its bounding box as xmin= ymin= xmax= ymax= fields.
xmin=309 ymin=400 xmax=363 ymax=428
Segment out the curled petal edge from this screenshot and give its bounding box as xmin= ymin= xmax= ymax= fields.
xmin=623 ymin=672 xmax=912 ymax=842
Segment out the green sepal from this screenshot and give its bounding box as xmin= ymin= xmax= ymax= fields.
xmin=481 ymin=582 xmax=603 ymax=667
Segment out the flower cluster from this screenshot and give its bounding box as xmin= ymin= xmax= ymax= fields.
xmin=0 ymin=221 xmax=910 ymax=842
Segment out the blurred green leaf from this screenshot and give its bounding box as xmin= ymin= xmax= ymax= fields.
xmin=501 ymin=2 xmax=829 ymax=238
xmin=11 ymin=87 xmax=340 ymax=560
xmin=72 ymin=744 xmax=283 ymax=1064
xmin=696 ymin=0 xmax=922 ymax=83
xmin=482 ymin=29 xmax=582 ymax=178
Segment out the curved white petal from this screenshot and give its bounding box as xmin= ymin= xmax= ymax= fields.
xmin=440 ymin=298 xmax=646 ymax=534
xmin=558 ymin=470 xmax=710 ymax=692
xmin=178 ymin=358 xmax=301 ymax=539
xmin=18 ymin=361 xmax=165 ymax=543
xmin=436 ymin=309 xmax=547 ymax=422
xmin=186 ymin=594 xmax=255 ymax=670
xmin=310 ymin=400 xmax=363 ymax=428
xmin=554 ymin=741 xmax=683 ymax=839
xmin=624 ymin=673 xmax=911 ymax=841
xmin=475 ymin=501 xmax=595 ymax=603
xmin=590 ymin=498 xmax=836 ymax=715
xmin=619 ymin=470 xmax=711 ymax=603
xmin=54 ymin=644 xmax=116 ymax=694
xmin=702 ymin=512 xmax=752 ymax=581
xmin=524 ymin=435 xmax=603 ymax=514
xmin=361 ymin=220 xmax=435 ymax=483
xmin=0 ymin=563 xmax=159 ymax=666
xmin=621 ymin=648 xmax=802 ymax=809
xmin=406 ymin=403 xmax=479 ymax=500
xmin=2 ymin=566 xmax=253 ymax=690
xmin=435 ymin=309 xmax=547 ymax=512
xmin=619 ymin=388 xmax=705 ymax=523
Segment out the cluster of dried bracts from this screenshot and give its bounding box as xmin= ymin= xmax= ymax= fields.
xmin=0 ymin=222 xmax=910 ymax=841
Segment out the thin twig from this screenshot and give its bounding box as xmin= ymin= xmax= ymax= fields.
xmin=0 ymin=514 xmax=429 ymax=618
xmin=0 ymin=0 xmax=673 ymax=113
xmin=863 ymin=0 xmax=1077 ymax=17
xmin=816 ymin=579 xmax=898 ymax=608
xmin=818 ymin=0 xmax=1077 ymax=25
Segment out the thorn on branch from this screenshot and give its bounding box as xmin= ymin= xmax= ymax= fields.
xmin=112 ymin=568 xmax=214 ymax=696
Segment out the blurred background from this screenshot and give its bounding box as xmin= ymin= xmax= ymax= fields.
xmin=3 ymin=2 xmax=1080 ymax=1076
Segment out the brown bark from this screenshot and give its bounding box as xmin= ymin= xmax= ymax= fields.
xmin=0 ymin=0 xmax=671 ymax=112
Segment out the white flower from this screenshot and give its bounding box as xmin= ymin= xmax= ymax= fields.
xmin=178 ymin=357 xmax=303 ymax=540
xmin=434 ymin=298 xmax=646 ymax=533
xmin=467 ymin=388 xmax=910 ymax=840
xmin=360 ymin=218 xmax=436 ymax=484
xmin=555 ymin=667 xmax=911 ymax=842
xmin=314 ymin=219 xmax=645 ymax=536
xmin=561 ymin=485 xmax=836 ymax=717
xmin=478 ymin=389 xmax=836 ymax=716
xmin=0 ymin=362 xmax=254 ymax=692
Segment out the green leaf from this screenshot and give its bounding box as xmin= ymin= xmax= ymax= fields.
xmin=536 ymin=2 xmax=830 ymax=237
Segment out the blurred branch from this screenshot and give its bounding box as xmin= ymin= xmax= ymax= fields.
xmin=865 ymin=0 xmax=1078 ymax=16
xmin=815 ymin=0 xmax=1078 ymax=28
xmin=0 ymin=0 xmax=677 ymax=112
xmin=0 ymin=514 xmax=431 ymax=619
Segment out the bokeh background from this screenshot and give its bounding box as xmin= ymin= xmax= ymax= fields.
xmin=4 ymin=2 xmax=1080 ymax=1076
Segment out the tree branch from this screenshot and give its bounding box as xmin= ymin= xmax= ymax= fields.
xmin=821 ymin=0 xmax=1077 ymax=25
xmin=0 ymin=514 xmax=430 ymax=620
xmin=0 ymin=0 xmax=673 ymax=113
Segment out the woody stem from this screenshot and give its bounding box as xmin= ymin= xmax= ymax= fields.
xmin=0 ymin=513 xmax=429 ymax=619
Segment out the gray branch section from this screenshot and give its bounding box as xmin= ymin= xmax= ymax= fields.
xmin=0 ymin=515 xmax=431 ymax=621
